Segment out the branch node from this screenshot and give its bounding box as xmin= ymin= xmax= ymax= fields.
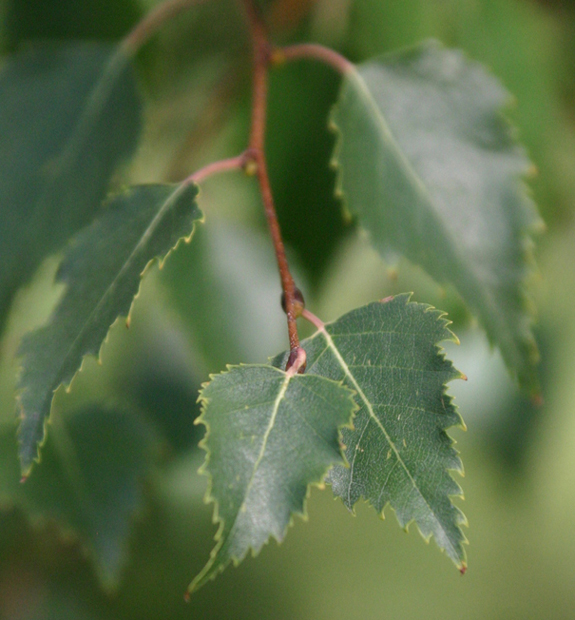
xmin=270 ymin=47 xmax=286 ymax=66
xmin=281 ymin=287 xmax=305 ymax=318
xmin=243 ymin=158 xmax=259 ymax=177
xmin=286 ymin=347 xmax=307 ymax=376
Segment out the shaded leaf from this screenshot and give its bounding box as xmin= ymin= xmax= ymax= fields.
xmin=189 ymin=364 xmax=356 ymax=594
xmin=0 ymin=42 xmax=142 ymax=336
xmin=267 ymin=61 xmax=345 ymax=284
xmin=3 ymin=0 xmax=141 ymax=47
xmin=275 ymin=295 xmax=467 ymax=569
xmin=162 ymin=219 xmax=289 ymax=376
xmin=331 ymin=40 xmax=542 ymax=394
xmin=17 ymin=183 xmax=202 ymax=474
xmin=0 ymin=405 xmax=156 ymax=589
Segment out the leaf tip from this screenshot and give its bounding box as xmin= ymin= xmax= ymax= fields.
xmin=459 ymin=563 xmax=467 ymax=576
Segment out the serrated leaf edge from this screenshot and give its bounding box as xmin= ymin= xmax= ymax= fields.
xmin=328 ymin=39 xmax=543 ymax=396
xmin=189 ymin=363 xmax=357 ymax=594
xmin=16 ymin=182 xmax=203 ymax=474
xmin=306 ymin=294 xmax=468 ymax=567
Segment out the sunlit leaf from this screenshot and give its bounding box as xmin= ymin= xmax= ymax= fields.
xmin=189 ymin=364 xmax=356 ymax=593
xmin=0 ymin=42 xmax=141 ymax=336
xmin=17 ymin=183 xmax=202 ymax=474
xmin=331 ymin=40 xmax=542 ymax=395
xmin=275 ymin=295 xmax=467 ymax=569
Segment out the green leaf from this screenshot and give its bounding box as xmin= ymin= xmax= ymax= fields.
xmin=162 ymin=219 xmax=290 ymax=376
xmin=275 ymin=295 xmax=467 ymax=569
xmin=0 ymin=405 xmax=156 ymax=589
xmin=0 ymin=42 xmax=142 ymax=337
xmin=189 ymin=364 xmax=356 ymax=594
xmin=17 ymin=183 xmax=202 ymax=474
xmin=330 ymin=40 xmax=542 ymax=395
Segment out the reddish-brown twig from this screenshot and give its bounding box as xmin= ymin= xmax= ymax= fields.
xmin=241 ymin=0 xmax=303 ymax=371
xmin=274 ymin=43 xmax=354 ymax=75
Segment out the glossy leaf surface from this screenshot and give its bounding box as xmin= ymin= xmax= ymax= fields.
xmin=0 ymin=42 xmax=141 ymax=336
xmin=276 ymin=295 xmax=467 ymax=569
xmin=17 ymin=183 xmax=201 ymax=474
xmin=189 ymin=364 xmax=356 ymax=593
xmin=331 ymin=40 xmax=542 ymax=394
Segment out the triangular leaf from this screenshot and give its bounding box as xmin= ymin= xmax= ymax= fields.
xmin=189 ymin=364 xmax=356 ymax=594
xmin=331 ymin=40 xmax=542 ymax=395
xmin=17 ymin=183 xmax=202 ymax=474
xmin=0 ymin=42 xmax=142 ymax=337
xmin=0 ymin=405 xmax=156 ymax=589
xmin=275 ymin=295 xmax=467 ymax=570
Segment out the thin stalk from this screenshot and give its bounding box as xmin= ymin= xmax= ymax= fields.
xmin=275 ymin=43 xmax=354 ymax=75
xmin=301 ymin=308 xmax=325 ymax=331
xmin=187 ymin=153 xmax=248 ymax=185
xmin=241 ymin=0 xmax=303 ymax=370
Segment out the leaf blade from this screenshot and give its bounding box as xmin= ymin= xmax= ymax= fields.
xmin=189 ymin=364 xmax=356 ymax=593
xmin=17 ymin=183 xmax=202 ymax=474
xmin=0 ymin=42 xmax=142 ymax=336
xmin=331 ymin=40 xmax=542 ymax=394
xmin=277 ymin=295 xmax=467 ymax=569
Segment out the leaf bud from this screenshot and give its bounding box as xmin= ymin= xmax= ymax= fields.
xmin=280 ymin=287 xmax=305 ymax=318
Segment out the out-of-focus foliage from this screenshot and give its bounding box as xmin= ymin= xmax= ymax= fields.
xmin=1 ymin=0 xmax=575 ymax=618
xmin=331 ymin=40 xmax=541 ymax=393
xmin=0 ymin=42 xmax=142 ymax=339
xmin=0 ymin=0 xmax=142 ymax=49
xmin=17 ymin=184 xmax=201 ymax=472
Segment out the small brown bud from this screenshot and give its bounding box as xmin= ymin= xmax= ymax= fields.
xmin=280 ymin=287 xmax=305 ymax=318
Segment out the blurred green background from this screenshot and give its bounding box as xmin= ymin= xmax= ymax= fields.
xmin=1 ymin=0 xmax=575 ymax=618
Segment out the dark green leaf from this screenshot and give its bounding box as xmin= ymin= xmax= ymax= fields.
xmin=267 ymin=61 xmax=345 ymax=284
xmin=0 ymin=42 xmax=142 ymax=336
xmin=3 ymin=0 xmax=141 ymax=47
xmin=17 ymin=183 xmax=202 ymax=474
xmin=0 ymin=405 xmax=156 ymax=588
xmin=275 ymin=295 xmax=467 ymax=569
xmin=331 ymin=40 xmax=542 ymax=395
xmin=189 ymin=364 xmax=356 ymax=594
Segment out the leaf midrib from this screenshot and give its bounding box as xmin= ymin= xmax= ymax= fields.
xmin=312 ymin=324 xmax=460 ymax=558
xmin=238 ymin=370 xmax=290 ymax=514
xmin=46 ymin=182 xmax=195 ymax=396
xmin=194 ymin=370 xmax=291 ymax=587
xmin=344 ymin=67 xmax=506 ymax=343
